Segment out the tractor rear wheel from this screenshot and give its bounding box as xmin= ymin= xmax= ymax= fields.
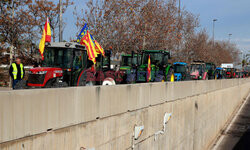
xmin=78 ymin=71 xmax=95 ymax=86
xmin=166 ymin=68 xmax=174 ymax=82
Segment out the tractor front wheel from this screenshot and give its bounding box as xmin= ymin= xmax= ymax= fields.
xmin=155 ymin=75 xmax=165 ymax=82
xmin=53 ymin=82 xmax=68 ymax=88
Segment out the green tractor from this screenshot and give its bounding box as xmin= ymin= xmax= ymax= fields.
xmin=205 ymin=62 xmax=216 ymax=79
xmin=118 ymin=52 xmax=141 ymax=84
xmin=137 ymin=50 xmax=174 ymax=82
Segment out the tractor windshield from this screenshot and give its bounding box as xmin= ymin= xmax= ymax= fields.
xmin=191 ymin=64 xmax=202 ymax=72
xmin=43 ymin=47 xmax=73 ymax=68
xmin=206 ymin=64 xmax=212 ymax=70
xmin=121 ymin=56 xmax=137 ymax=66
xmin=142 ymin=52 xmax=167 ymax=65
xmin=174 ymin=65 xmax=186 ymax=73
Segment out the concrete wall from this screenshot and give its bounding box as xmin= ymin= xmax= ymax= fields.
xmin=0 ymin=79 xmax=250 ymax=150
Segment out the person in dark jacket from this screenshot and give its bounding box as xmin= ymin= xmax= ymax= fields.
xmin=9 ymin=58 xmax=25 ymax=89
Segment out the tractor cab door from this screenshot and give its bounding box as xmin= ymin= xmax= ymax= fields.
xmin=71 ymin=50 xmax=88 ymax=86
xmin=162 ymin=53 xmax=169 ymax=66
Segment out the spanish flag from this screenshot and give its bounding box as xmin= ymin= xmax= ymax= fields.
xmin=147 ymin=55 xmax=151 ymax=82
xmin=95 ymin=40 xmax=105 ymax=56
xmin=80 ymin=31 xmax=98 ymax=64
xmin=39 ymin=17 xmax=51 ymax=60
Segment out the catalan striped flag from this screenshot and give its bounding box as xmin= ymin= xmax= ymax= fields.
xmin=147 ymin=55 xmax=151 ymax=82
xmin=39 ymin=17 xmax=51 ymax=60
xmin=80 ymin=31 xmax=98 ymax=64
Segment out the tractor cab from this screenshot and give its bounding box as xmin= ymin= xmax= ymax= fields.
xmin=119 ymin=52 xmax=141 ymax=84
xmin=137 ymin=50 xmax=173 ymax=82
xmin=225 ymin=68 xmax=236 ymax=78
xmin=190 ymin=61 xmax=208 ymax=80
xmin=173 ymin=62 xmax=189 ymax=81
xmin=215 ymin=67 xmax=226 ymax=79
xmin=205 ymin=62 xmax=216 ymax=79
xmin=120 ymin=53 xmax=140 ymax=69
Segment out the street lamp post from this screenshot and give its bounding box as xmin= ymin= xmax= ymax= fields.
xmin=59 ymin=0 xmax=63 ymax=42
xmin=212 ymin=19 xmax=217 ymax=46
xmin=228 ymin=33 xmax=232 ymax=42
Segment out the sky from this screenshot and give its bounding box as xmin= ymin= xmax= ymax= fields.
xmin=64 ymin=0 xmax=250 ymax=54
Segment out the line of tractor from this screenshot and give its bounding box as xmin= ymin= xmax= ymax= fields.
xmin=14 ymin=42 xmax=248 ymax=89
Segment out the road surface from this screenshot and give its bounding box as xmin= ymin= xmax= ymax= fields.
xmin=212 ymin=95 xmax=250 ymax=150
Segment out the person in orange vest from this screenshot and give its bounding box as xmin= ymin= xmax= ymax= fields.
xmin=9 ymin=58 xmax=25 ymax=89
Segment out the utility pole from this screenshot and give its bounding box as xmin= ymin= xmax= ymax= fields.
xmin=212 ymin=19 xmax=217 ymax=47
xmin=179 ymin=0 xmax=181 ymax=17
xmin=9 ymin=0 xmax=15 ymax=88
xmin=59 ymin=0 xmax=63 ymax=42
xmin=177 ymin=0 xmax=181 ymax=60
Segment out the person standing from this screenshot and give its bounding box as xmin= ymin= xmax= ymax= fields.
xmin=9 ymin=58 xmax=25 ymax=89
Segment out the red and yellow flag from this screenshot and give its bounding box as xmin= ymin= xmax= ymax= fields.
xmin=147 ymin=55 xmax=151 ymax=82
xmin=94 ymin=40 xmax=105 ymax=56
xmin=39 ymin=17 xmax=51 ymax=60
xmin=80 ymin=31 xmax=98 ymax=64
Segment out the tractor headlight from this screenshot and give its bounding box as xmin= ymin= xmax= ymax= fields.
xmin=37 ymin=71 xmax=47 ymax=74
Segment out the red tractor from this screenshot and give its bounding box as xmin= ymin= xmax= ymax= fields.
xmin=16 ymin=42 xmax=117 ymax=89
xmin=190 ymin=61 xmax=208 ymax=80
xmin=225 ymin=68 xmax=236 ymax=78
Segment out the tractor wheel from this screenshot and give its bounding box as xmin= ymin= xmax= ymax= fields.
xmin=78 ymin=71 xmax=95 ymax=86
xmin=14 ymin=80 xmax=27 ymax=89
xmin=205 ymin=75 xmax=208 ymax=80
xmin=166 ymin=68 xmax=174 ymax=82
xmin=185 ymin=74 xmax=191 ymax=81
xmin=45 ymin=79 xmax=54 ymax=88
xmin=155 ymin=75 xmax=165 ymax=82
xmin=53 ymin=82 xmax=68 ymax=88
xmin=86 ymin=81 xmax=94 ymax=86
xmin=102 ymin=77 xmax=116 ymax=85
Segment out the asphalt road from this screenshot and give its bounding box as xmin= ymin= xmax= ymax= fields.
xmin=212 ymin=95 xmax=250 ymax=150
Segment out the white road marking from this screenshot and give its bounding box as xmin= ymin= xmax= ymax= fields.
xmin=211 ymin=93 xmax=250 ymax=150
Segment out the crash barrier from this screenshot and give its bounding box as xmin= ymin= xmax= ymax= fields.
xmin=0 ymin=79 xmax=250 ymax=149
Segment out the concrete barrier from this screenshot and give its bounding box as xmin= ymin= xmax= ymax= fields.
xmin=0 ymin=78 xmax=250 ymax=150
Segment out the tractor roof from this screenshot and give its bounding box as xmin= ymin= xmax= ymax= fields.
xmin=121 ymin=54 xmax=140 ymax=57
xmin=173 ymin=62 xmax=187 ymax=65
xmin=46 ymin=42 xmax=86 ymax=50
xmin=141 ymin=50 xmax=170 ymax=53
xmin=191 ymin=62 xmax=205 ymax=65
xmin=206 ymin=62 xmax=215 ymax=65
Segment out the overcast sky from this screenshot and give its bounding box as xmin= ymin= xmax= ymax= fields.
xmin=63 ymin=0 xmax=250 ymax=54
